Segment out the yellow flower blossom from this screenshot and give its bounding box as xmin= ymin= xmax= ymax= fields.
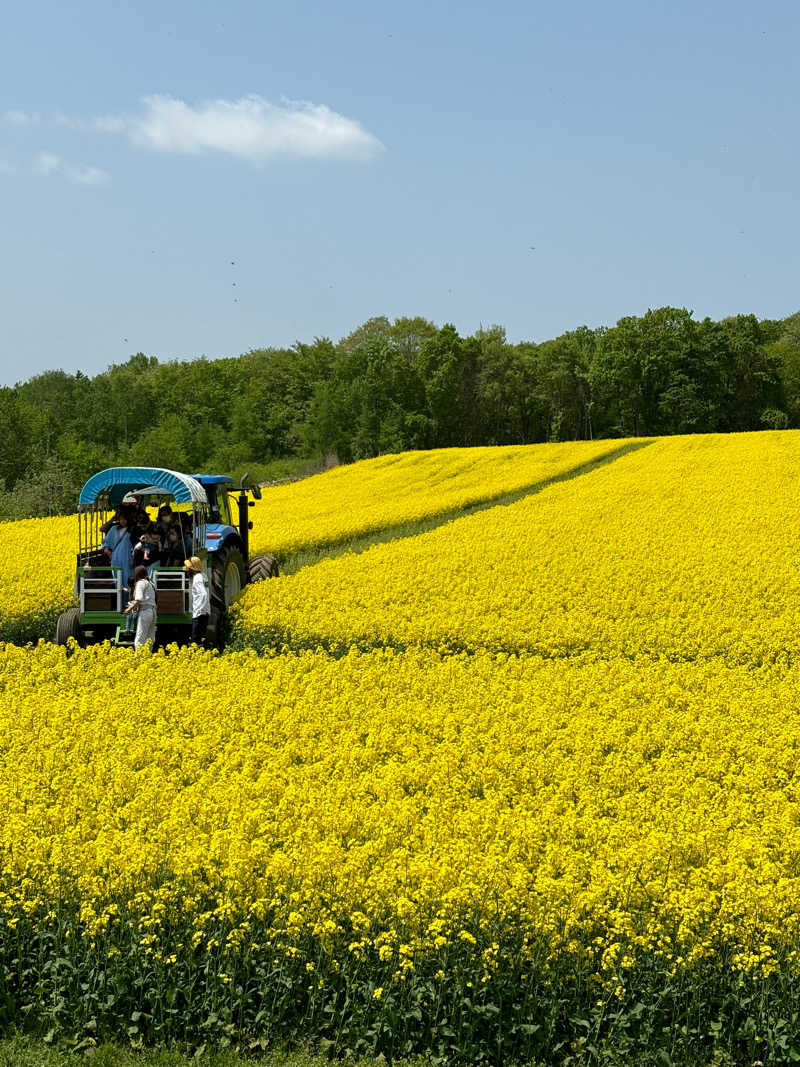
xmin=5 ymin=429 xmax=800 ymax=998
xmin=236 ymin=431 xmax=800 ymax=662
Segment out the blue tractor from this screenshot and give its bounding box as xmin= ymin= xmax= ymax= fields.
xmin=55 ymin=467 xmax=278 ymax=649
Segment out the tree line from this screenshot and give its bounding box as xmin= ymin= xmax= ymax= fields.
xmin=3 ymin=306 xmax=800 ymax=519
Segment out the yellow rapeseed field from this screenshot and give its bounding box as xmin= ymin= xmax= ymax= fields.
xmin=0 ymin=513 xmax=76 ymax=644
xmin=235 ymin=431 xmax=800 ymax=663
xmin=2 ymin=641 xmax=800 ymax=976
xmin=5 ymin=430 xmax=800 ymax=1058
xmin=247 ymin=439 xmax=624 ymax=558
xmin=0 ymin=440 xmax=619 ymax=644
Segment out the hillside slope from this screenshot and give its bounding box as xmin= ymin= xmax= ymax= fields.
xmin=4 ymin=432 xmax=800 ymax=1060
xmin=0 ymin=440 xmax=621 ymax=645
xmin=236 ymin=430 xmax=800 ymax=662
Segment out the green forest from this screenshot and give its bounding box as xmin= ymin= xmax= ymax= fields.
xmin=4 ymin=306 xmax=800 ymax=519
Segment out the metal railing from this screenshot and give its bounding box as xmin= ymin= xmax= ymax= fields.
xmin=152 ymin=567 xmax=190 ymax=615
xmin=80 ymin=567 xmax=122 ymax=613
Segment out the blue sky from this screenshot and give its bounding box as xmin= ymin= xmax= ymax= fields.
xmin=1 ymin=0 xmax=797 ymax=386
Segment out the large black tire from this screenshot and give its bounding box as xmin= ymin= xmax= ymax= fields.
xmin=207 ymin=543 xmax=247 ymax=650
xmin=55 ymin=607 xmax=83 ymax=647
xmin=248 ymin=553 xmax=279 ymax=582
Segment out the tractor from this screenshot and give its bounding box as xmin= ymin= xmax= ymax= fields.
xmin=55 ymin=467 xmax=278 ymax=649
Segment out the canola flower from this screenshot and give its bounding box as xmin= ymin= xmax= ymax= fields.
xmin=248 ymin=439 xmax=624 ymax=559
xmin=0 ymin=513 xmax=76 ymax=644
xmin=7 ymin=431 xmax=800 ymax=1056
xmin=235 ymin=431 xmax=800 ymax=663
xmin=0 ymin=441 xmax=619 ymax=645
xmin=2 ymin=640 xmax=800 ymax=975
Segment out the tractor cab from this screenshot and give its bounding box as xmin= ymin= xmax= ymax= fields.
xmin=193 ymin=474 xmax=261 ymax=565
xmin=56 ymin=466 xmax=277 ymax=650
xmin=198 ymin=475 xmax=236 ymax=526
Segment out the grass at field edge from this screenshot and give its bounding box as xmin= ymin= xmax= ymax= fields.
xmin=0 ymin=1036 xmax=752 ymax=1066
xmin=0 ymin=1036 xmax=407 ymax=1067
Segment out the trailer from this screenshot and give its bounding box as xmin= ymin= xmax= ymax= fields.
xmin=55 ymin=466 xmax=277 ymax=649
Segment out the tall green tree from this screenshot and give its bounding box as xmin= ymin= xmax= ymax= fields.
xmin=716 ymin=314 xmax=783 ymax=431
xmin=415 ymin=325 xmax=481 ymax=447
xmin=536 ymin=327 xmax=597 ymax=440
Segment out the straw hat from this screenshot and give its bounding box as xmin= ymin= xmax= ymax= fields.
xmin=184 ymin=556 xmax=202 ymax=572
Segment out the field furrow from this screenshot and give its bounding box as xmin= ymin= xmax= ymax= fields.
xmin=235 ymin=431 xmax=800 ymax=663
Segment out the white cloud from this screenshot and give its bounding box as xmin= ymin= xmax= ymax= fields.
xmin=34 ymin=152 xmax=110 ymax=186
xmin=83 ymin=93 xmax=383 ymax=162
xmin=7 ymin=93 xmax=383 ymax=168
xmin=125 ymin=94 xmax=383 ymax=161
xmin=4 ymin=109 xmax=41 ymax=126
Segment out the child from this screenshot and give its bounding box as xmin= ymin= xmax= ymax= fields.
xmin=132 ymin=522 xmax=162 ymax=573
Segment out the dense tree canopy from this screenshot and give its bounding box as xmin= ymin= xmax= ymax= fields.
xmin=2 ymin=306 xmax=797 ymax=518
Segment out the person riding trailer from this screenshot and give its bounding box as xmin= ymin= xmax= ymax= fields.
xmin=184 ymin=555 xmax=210 ymax=645
xmin=56 ymin=466 xmax=277 ymax=649
xmin=66 ymin=468 xmax=208 ymax=647
xmin=99 ymin=506 xmax=135 ymax=594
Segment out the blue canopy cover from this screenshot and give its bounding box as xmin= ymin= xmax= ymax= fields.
xmin=78 ymin=467 xmax=209 ymax=509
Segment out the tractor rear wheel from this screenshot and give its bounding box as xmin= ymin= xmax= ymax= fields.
xmin=55 ymin=607 xmax=83 ymax=647
xmin=248 ymin=553 xmax=279 ymax=582
xmin=207 ymin=544 xmax=246 ymax=650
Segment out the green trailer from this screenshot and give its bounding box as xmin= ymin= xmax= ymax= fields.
xmin=56 ymin=466 xmax=278 ymax=649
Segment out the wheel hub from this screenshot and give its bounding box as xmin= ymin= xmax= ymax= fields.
xmin=223 ymin=560 xmax=242 ymax=606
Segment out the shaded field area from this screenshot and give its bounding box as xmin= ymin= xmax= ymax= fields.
xmin=0 ymin=1035 xmax=759 ymax=1067
xmin=0 ymin=1040 xmax=332 ymax=1067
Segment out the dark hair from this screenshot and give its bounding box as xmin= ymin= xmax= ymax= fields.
xmin=133 ymin=565 xmax=149 ymax=582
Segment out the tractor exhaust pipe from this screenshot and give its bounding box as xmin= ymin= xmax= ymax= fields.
xmin=238 ymin=472 xmax=250 ymax=564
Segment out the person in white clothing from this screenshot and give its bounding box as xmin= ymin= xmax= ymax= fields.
xmin=185 ymin=556 xmax=210 ymax=645
xmin=124 ymin=565 xmax=158 ymax=650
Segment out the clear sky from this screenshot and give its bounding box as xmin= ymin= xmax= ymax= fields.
xmin=1 ymin=0 xmax=797 ymax=386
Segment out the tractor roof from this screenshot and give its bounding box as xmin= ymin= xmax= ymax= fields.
xmin=191 ymin=474 xmax=234 ymax=486
xmin=79 ymin=467 xmax=208 ymax=509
